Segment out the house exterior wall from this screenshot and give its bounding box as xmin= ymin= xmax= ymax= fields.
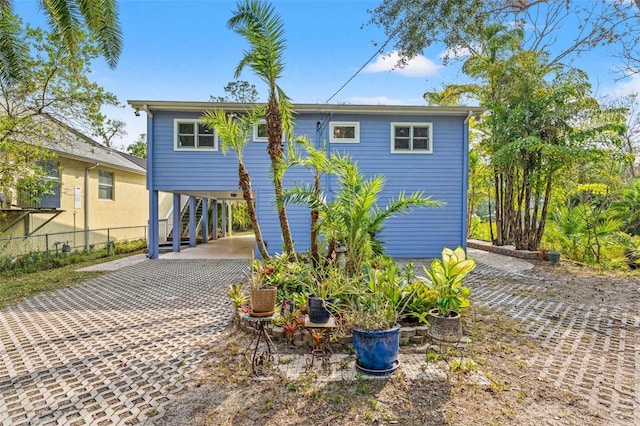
xmin=148 ymin=108 xmax=470 ymax=258
xmin=4 ymin=156 xmax=166 ymax=247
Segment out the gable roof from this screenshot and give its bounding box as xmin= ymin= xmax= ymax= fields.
xmin=35 ymin=115 xmax=146 ymax=175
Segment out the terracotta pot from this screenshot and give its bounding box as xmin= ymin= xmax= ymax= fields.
xmin=427 ymin=308 xmax=462 ymax=343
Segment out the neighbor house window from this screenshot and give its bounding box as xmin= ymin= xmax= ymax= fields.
xmin=390 ymin=123 xmax=433 ymax=153
xmin=330 ymin=122 xmax=360 ymax=143
xmin=174 ymin=119 xmax=217 ymax=150
xmin=98 ymin=170 xmax=114 ymax=200
xmin=253 ymin=120 xmax=268 ymax=142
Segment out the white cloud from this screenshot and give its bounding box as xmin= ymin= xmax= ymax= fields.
xmin=439 ymin=46 xmax=473 ymax=61
xmin=363 ymin=51 xmax=440 ymax=77
xmin=609 ymin=72 xmax=640 ymax=97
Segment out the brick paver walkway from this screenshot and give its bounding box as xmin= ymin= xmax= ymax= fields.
xmin=2 ymin=258 xmax=639 ymax=425
xmin=0 ymin=259 xmax=245 ymax=425
xmin=468 ymin=266 xmax=640 ymax=426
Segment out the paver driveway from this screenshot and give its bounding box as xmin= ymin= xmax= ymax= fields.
xmin=0 ymin=259 xmax=246 ymax=425
xmin=468 ymin=264 xmax=640 ymax=425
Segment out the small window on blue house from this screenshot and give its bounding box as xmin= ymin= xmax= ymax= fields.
xmin=330 ymin=122 xmax=360 ymax=143
xmin=390 ymin=123 xmax=433 ymax=154
xmin=253 ymin=120 xmax=268 ymax=142
xmin=174 ymin=119 xmax=218 ymax=150
xmin=98 ymin=170 xmax=114 ymax=200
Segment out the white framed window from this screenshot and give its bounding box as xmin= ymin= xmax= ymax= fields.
xmin=253 ymin=120 xmax=268 ymax=142
xmin=329 ymin=121 xmax=360 ymax=144
xmin=174 ymin=119 xmax=217 ymax=151
xmin=98 ymin=170 xmax=114 ymax=200
xmin=390 ymin=122 xmax=433 ymax=154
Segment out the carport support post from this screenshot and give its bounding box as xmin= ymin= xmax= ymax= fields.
xmin=202 ymin=198 xmax=209 ymax=243
xmin=149 ymin=190 xmax=159 ymax=259
xmin=212 ymin=200 xmax=218 ymax=240
xmin=227 ymin=203 xmax=232 ymax=236
xmin=221 ymin=201 xmax=227 ymax=238
xmin=172 ymin=193 xmax=181 ymax=252
xmin=189 ymin=196 xmax=196 ymax=247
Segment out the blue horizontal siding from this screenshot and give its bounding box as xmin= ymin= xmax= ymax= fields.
xmin=149 ymin=109 xmax=468 ymax=257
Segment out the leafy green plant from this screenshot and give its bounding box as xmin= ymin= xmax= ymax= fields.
xmin=423 ymin=247 xmax=475 ymax=317
xmin=347 ymin=258 xmax=415 ymax=330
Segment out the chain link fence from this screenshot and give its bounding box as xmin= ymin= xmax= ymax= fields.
xmin=0 ymin=226 xmax=148 ymax=259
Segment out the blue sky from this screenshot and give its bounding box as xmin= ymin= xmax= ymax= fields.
xmin=14 ymin=0 xmax=639 ymax=148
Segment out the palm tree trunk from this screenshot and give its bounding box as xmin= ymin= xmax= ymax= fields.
xmin=239 ymin=162 xmax=269 ymax=259
xmin=266 ymin=93 xmax=296 ymax=259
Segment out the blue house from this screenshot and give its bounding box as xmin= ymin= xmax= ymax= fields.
xmin=127 ymin=101 xmax=482 ymax=259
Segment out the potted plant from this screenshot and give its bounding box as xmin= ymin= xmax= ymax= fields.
xmin=227 ymin=282 xmax=249 ymax=326
xmin=246 ymin=259 xmax=278 ymax=317
xmin=423 ymin=246 xmax=476 ymax=343
xmin=347 ymin=260 xmax=414 ymax=376
xmin=307 ymin=265 xmax=349 ymax=324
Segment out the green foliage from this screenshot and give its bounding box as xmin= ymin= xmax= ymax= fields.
xmin=347 ymin=258 xmax=417 ymax=330
xmin=0 ymin=24 xmax=119 ymax=197
xmin=423 ymin=247 xmax=475 ymax=316
xmin=610 ymin=180 xmax=640 ymax=236
xmin=227 ymin=282 xmax=249 ymax=308
xmin=0 ymin=239 xmax=145 ymax=276
xmin=286 ymin=152 xmax=443 ymax=272
xmin=210 ymin=80 xmax=259 ymax=103
xmin=126 ymin=134 xmax=147 ymax=158
xmin=0 ymin=0 xmax=121 ymax=83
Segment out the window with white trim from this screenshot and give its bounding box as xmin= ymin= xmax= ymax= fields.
xmin=253 ymin=120 xmax=268 ymax=142
xmin=174 ymin=119 xmax=217 ymax=150
xmin=98 ymin=170 xmax=114 ymax=200
xmin=330 ymin=121 xmax=360 ymax=143
xmin=390 ymin=122 xmax=433 ymax=153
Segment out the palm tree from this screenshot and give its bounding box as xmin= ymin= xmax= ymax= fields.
xmin=284 ymin=138 xmax=340 ymax=262
xmin=0 ymin=0 xmax=122 ymax=83
xmin=285 ymin=153 xmax=443 ymax=274
xmin=228 ymin=0 xmax=296 ymax=259
xmin=202 ymin=108 xmax=270 ymax=259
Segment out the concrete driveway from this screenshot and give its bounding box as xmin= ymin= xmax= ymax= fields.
xmin=0 ymin=259 xmax=246 ymax=425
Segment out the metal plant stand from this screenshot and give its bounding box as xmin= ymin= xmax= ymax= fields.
xmin=304 ymin=316 xmax=336 ymax=370
xmin=241 ymin=313 xmax=278 ymax=373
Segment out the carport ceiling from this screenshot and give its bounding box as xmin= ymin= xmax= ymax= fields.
xmin=176 ymin=190 xmax=247 ymax=201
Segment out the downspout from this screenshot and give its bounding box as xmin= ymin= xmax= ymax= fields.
xmin=462 ymin=110 xmax=473 ymax=250
xmin=84 ymin=162 xmax=99 ymax=250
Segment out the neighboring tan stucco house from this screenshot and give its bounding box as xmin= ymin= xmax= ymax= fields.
xmin=0 ymin=118 xmax=162 ymax=251
xmin=129 ymin=101 xmax=483 ymax=260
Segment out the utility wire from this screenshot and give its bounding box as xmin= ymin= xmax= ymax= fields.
xmin=324 ymin=34 xmax=396 ymax=104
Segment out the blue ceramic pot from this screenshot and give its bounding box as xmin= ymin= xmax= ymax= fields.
xmin=352 ymin=324 xmax=400 ymax=371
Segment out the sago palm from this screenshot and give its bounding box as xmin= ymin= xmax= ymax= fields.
xmin=202 ymin=108 xmax=270 ymax=259
xmin=228 ymin=0 xmax=296 ymax=259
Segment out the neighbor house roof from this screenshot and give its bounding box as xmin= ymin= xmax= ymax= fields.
xmin=36 ymin=115 xmax=146 ymax=175
xmin=127 ymin=100 xmax=485 ymax=117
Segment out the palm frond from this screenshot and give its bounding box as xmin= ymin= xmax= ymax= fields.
xmin=0 ymin=3 xmax=25 ymax=83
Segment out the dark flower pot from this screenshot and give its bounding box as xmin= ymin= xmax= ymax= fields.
xmin=547 ymin=252 xmax=561 ymax=265
xmin=353 ymin=324 xmax=400 ymax=375
xmin=427 ymin=308 xmax=462 ymax=343
xmin=307 ymin=296 xmax=332 ymax=324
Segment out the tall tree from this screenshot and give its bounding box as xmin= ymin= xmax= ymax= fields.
xmin=228 ymin=0 xmax=296 ymax=258
xmin=0 ymin=25 xmax=119 ymax=200
xmin=435 ymin=25 xmax=625 ymax=250
xmin=95 ymin=118 xmax=126 ymax=147
xmin=202 ymin=108 xmax=270 ymax=259
xmin=369 ymin=0 xmax=638 ymax=69
xmin=210 ymin=80 xmax=259 ymax=103
xmin=0 ymin=0 xmax=122 ymax=83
